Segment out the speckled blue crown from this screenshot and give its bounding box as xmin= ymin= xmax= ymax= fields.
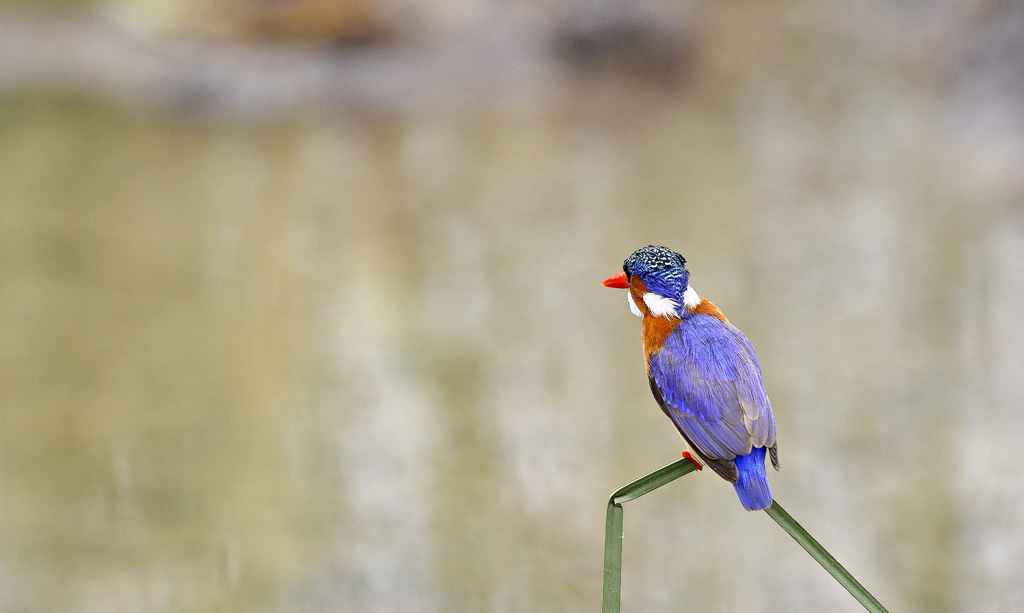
xmin=623 ymin=245 xmax=690 ymax=299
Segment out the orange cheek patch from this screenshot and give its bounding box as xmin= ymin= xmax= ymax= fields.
xmin=628 ymin=278 xmax=649 ymax=316
xmin=631 ymin=277 xmax=678 ymax=358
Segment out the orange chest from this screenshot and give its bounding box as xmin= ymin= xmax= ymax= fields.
xmin=640 ymin=299 xmax=729 ymax=365
xmin=641 ymin=315 xmax=679 ymax=360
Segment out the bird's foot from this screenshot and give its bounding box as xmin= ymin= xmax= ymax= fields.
xmin=682 ymin=451 xmax=703 ymax=470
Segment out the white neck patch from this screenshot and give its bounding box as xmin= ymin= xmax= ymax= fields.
xmin=643 ymin=292 xmax=680 ymax=318
xmin=682 ymin=286 xmax=701 ymax=310
xmin=626 ymin=291 xmax=642 ymax=317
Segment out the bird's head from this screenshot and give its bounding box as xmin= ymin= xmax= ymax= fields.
xmin=603 ymin=245 xmax=693 ymax=318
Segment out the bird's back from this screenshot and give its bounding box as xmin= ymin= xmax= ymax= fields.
xmin=647 ymin=312 xmax=777 ymax=484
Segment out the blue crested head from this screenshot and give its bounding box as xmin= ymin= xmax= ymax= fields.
xmin=623 ymin=245 xmax=690 ymax=299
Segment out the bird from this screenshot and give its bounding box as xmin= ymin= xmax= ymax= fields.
xmin=603 ymin=245 xmax=779 ymax=511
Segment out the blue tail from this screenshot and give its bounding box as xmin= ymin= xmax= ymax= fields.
xmin=733 ymin=447 xmax=772 ymax=511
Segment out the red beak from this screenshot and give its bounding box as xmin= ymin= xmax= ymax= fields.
xmin=602 ymin=270 xmax=629 ymax=289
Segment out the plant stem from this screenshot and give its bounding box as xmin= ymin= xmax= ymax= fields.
xmin=602 ymin=500 xmax=624 ymax=611
xmin=602 ymin=458 xmax=696 ymax=613
xmin=602 ymin=459 xmax=889 ymax=613
xmin=764 ymin=500 xmax=889 ymax=613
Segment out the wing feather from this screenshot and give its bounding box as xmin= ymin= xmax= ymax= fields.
xmin=647 ymin=314 xmax=776 ymax=479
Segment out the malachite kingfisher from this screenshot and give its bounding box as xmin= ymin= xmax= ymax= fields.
xmin=604 ymin=245 xmax=779 ymax=511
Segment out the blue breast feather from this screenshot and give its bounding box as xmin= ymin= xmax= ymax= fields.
xmin=647 ymin=314 xmax=777 ymax=475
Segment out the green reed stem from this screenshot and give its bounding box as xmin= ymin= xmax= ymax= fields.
xmin=764 ymin=500 xmax=889 ymax=612
xmin=601 ymin=458 xmax=888 ymax=613
xmin=602 ymin=458 xmax=696 ymax=613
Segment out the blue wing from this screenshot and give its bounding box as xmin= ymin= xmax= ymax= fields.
xmin=647 ymin=314 xmax=777 ymax=482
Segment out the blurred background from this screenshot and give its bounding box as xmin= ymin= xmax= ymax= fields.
xmin=1 ymin=0 xmax=1023 ymax=611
